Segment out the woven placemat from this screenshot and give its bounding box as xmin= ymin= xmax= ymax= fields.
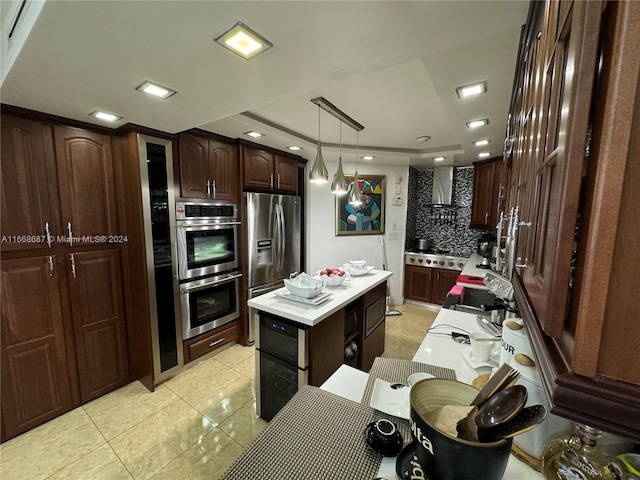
xmin=361 ymin=357 xmax=457 ymax=405
xmin=220 ymin=386 xmax=388 ymax=480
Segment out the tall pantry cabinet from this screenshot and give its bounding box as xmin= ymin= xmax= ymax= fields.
xmin=0 ymin=114 xmax=130 ymax=442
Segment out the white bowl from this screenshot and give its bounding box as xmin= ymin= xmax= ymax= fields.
xmin=407 ymin=372 xmax=435 ymax=387
xmin=343 ymin=264 xmax=375 ymax=276
xmin=349 ymin=259 xmax=367 ymax=265
xmin=283 ymin=274 xmax=324 ymax=298
xmin=317 ymin=271 xmax=347 ymax=286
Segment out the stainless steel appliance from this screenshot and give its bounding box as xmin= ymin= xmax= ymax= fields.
xmin=255 ymin=312 xmax=308 ymax=420
xmin=179 ymin=271 xmax=242 ymax=340
xmin=176 ymin=202 xmax=240 ymax=280
xmin=405 ymin=251 xmax=468 ymax=271
xmin=245 ymin=192 xmax=302 ymax=344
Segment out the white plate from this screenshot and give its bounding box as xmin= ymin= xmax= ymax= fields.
xmin=344 ymin=265 xmax=375 ymax=276
xmin=460 ymin=346 xmax=499 ymax=369
xmin=369 ymin=378 xmax=410 ymax=420
xmin=274 ymin=289 xmax=332 ymax=306
xmin=407 ymin=372 xmax=435 ymax=387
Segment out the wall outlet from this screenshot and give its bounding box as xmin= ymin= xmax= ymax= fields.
xmin=388 ymin=232 xmax=399 ymax=240
xmin=392 ymin=195 xmax=402 ymax=206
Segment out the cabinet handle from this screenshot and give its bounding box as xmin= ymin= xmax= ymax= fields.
xmin=70 ymin=254 xmax=76 ymax=279
xmin=67 ymin=222 xmax=73 ymax=246
xmin=49 ymin=256 xmax=54 ymax=277
xmin=45 ymin=222 xmax=52 ymax=248
xmin=485 ymin=212 xmax=489 ymax=224
xmin=206 ymin=180 xmax=211 ymax=197
xmin=519 ymin=221 xmax=532 ymax=227
xmin=269 ymin=173 xmax=274 ymax=188
xmin=277 ymin=173 xmax=281 ymax=189
xmin=212 ymin=179 xmax=216 ymax=199
xmin=208 ymin=338 xmax=225 ymax=348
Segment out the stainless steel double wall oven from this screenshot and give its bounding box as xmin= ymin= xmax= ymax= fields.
xmin=176 ymin=202 xmax=242 ymax=340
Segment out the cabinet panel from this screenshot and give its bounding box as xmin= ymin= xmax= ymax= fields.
xmin=243 ymin=148 xmax=274 ymax=190
xmin=208 ymin=140 xmax=238 ymax=202
xmin=404 ymin=265 xmax=433 ymax=303
xmin=309 ymin=310 xmax=344 ymax=386
xmin=54 ymin=126 xmax=117 ymax=239
xmin=179 ymin=133 xmax=208 ymax=199
xmin=0 ymin=256 xmax=74 ymax=440
xmin=67 ymin=249 xmax=128 ymax=403
xmin=431 ymin=269 xmax=459 ymax=305
xmin=275 ymin=156 xmax=298 ymax=194
xmin=0 ymin=116 xmax=59 ymax=251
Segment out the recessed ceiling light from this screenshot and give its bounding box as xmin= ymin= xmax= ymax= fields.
xmin=478 ymin=152 xmax=491 ymax=158
xmin=136 ymin=81 xmax=177 ymax=99
xmin=416 ymin=135 xmax=432 ymax=142
xmin=90 ymin=110 xmax=122 ymax=122
xmin=214 ymin=21 xmax=273 ymax=60
xmin=244 ymin=130 xmax=265 ymax=138
xmin=456 ymin=81 xmax=487 ymax=98
xmin=466 ymin=119 xmax=489 ymax=129
xmin=287 ymin=145 xmax=303 ymax=151
xmin=362 ymin=155 xmax=375 ymax=161
xmin=473 ymin=139 xmax=490 ymax=147
xmin=434 ymin=157 xmax=445 ymax=162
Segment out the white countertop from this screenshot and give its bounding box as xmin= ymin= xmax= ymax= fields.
xmin=247 ymin=269 xmax=392 ymax=326
xmin=321 ymin=305 xmax=543 ymax=479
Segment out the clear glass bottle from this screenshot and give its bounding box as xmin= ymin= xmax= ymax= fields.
xmin=541 ymin=423 xmax=614 ymax=480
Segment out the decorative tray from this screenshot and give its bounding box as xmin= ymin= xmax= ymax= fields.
xmin=274 ymin=289 xmax=332 ymax=306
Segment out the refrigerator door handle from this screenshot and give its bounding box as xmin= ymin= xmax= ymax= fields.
xmin=278 ymin=203 xmax=287 ymax=271
xmin=272 ymin=206 xmax=281 ymax=270
xmin=276 ymin=204 xmax=284 ymax=271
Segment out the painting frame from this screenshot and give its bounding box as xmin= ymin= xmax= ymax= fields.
xmin=335 ymin=175 xmax=385 ymax=236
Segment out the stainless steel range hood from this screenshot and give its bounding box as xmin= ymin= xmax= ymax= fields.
xmin=430 ymin=166 xmax=456 ymax=208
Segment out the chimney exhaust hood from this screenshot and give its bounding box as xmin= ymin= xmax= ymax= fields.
xmin=430 ymin=166 xmax=456 ymax=208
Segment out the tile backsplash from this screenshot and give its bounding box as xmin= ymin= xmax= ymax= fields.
xmin=406 ymin=166 xmax=492 ymax=257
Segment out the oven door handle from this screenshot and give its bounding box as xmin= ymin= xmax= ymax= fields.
xmin=181 ymin=273 xmax=243 ymax=293
xmin=177 ymin=221 xmax=240 ymax=229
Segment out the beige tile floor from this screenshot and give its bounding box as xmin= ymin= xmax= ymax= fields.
xmin=0 ymin=303 xmax=438 ymax=480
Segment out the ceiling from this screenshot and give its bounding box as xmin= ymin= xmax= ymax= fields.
xmin=0 ymin=1 xmax=529 ymax=170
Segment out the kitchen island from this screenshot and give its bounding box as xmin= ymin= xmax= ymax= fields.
xmin=248 ymin=269 xmax=392 ymax=420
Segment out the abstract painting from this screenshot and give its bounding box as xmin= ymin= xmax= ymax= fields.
xmin=336 ymin=175 xmax=385 ymax=236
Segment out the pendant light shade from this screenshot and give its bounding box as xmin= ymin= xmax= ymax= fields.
xmin=309 ymin=105 xmax=329 ymax=184
xmin=331 ymin=121 xmax=348 ymax=195
xmin=348 ymin=131 xmax=363 ymax=206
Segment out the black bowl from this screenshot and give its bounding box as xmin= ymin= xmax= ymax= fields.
xmin=409 ymin=378 xmax=512 ymax=480
xmin=364 ymin=419 xmax=404 ymax=457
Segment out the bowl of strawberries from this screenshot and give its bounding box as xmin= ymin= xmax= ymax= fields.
xmin=316 ymin=267 xmax=348 ymax=287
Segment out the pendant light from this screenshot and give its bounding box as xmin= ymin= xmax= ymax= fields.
xmin=331 ymin=121 xmax=348 ymax=195
xmin=348 ymin=131 xmax=363 ymax=206
xmin=309 ymin=104 xmax=329 ymax=183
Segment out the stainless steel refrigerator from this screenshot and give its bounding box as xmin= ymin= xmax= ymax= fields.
xmin=244 ymin=192 xmax=301 ymax=344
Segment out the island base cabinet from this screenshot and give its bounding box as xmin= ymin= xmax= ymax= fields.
xmin=361 ymin=321 xmax=385 ymax=372
xmin=309 ymin=310 xmax=344 ymax=386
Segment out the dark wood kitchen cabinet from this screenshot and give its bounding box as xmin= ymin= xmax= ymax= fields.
xmin=431 ymin=269 xmax=460 ymax=305
xmin=505 ymin=0 xmax=640 ymax=440
xmin=53 ymin=126 xmax=117 ymax=239
xmin=67 ymin=249 xmax=129 ymax=403
xmin=0 ymin=249 xmax=130 ymax=440
xmin=470 ymin=156 xmax=503 ymax=230
xmin=404 ymin=265 xmax=458 ymax=305
xmin=0 ymin=116 xmax=59 ymax=252
xmin=0 ymin=256 xmax=75 ymax=440
xmin=357 ymin=282 xmax=387 ymax=371
xmin=178 ymin=132 xmax=238 ymax=202
xmin=242 ymin=146 xmax=298 ymax=194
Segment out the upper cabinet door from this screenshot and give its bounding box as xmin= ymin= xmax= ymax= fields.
xmin=243 ymin=148 xmax=275 ymax=190
xmin=208 ymin=140 xmax=238 ymax=202
xmin=470 ymin=160 xmax=497 ymax=229
xmin=54 ymin=126 xmax=117 ymax=240
xmin=275 ymin=155 xmax=298 ymax=194
xmin=1 ymin=116 xmax=60 ymax=251
xmin=179 ymin=133 xmax=209 ymax=199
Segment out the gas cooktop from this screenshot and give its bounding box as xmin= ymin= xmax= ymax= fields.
xmin=405 ymin=251 xmax=468 ymax=271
